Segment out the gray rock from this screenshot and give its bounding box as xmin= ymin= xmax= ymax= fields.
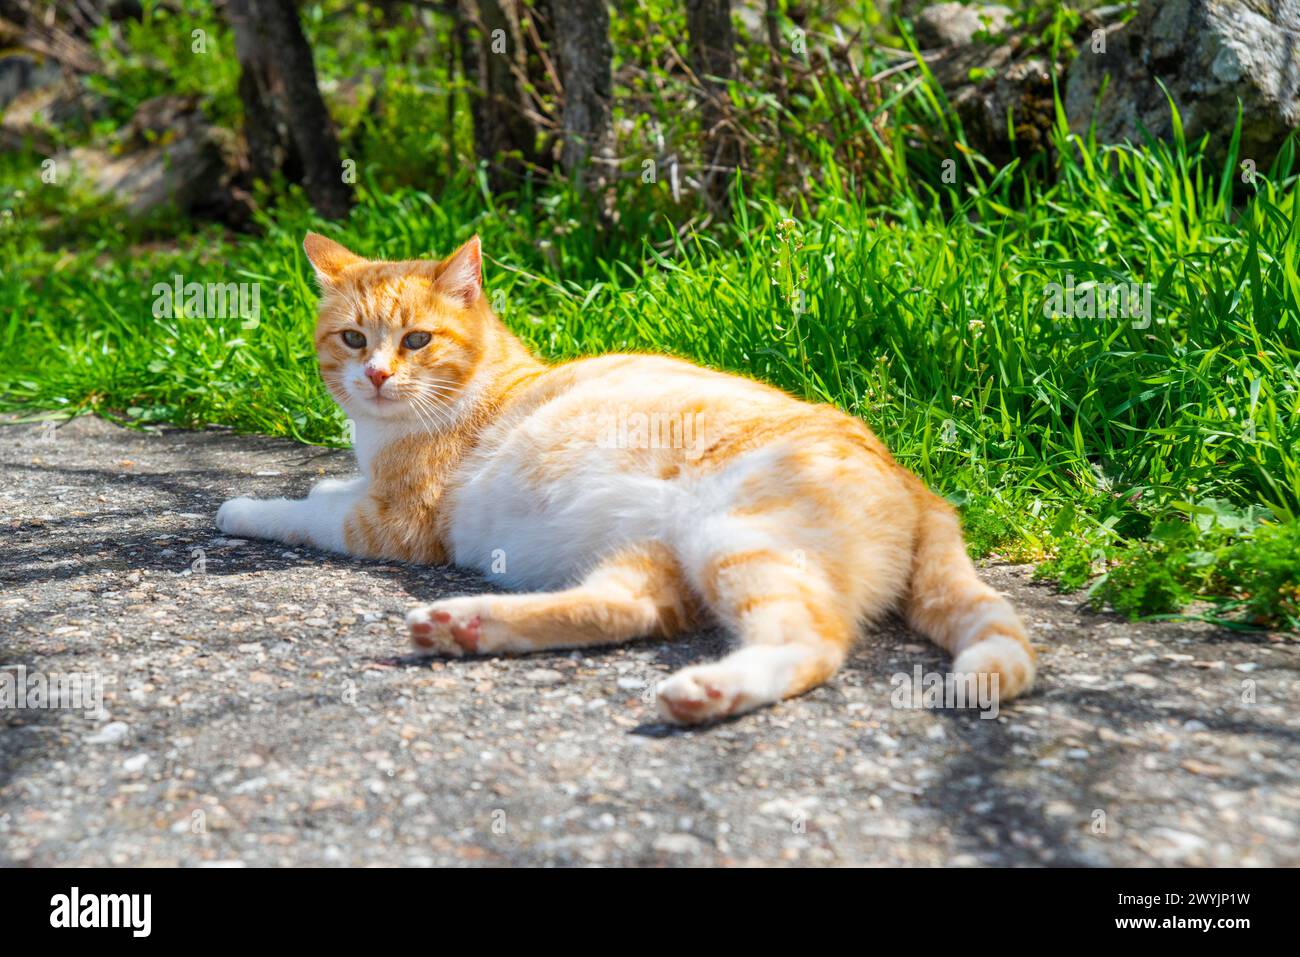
xmin=523 ymin=668 xmax=566 ymax=685
xmin=0 ymin=75 xmax=107 ymax=150
xmin=63 ymin=96 xmax=231 ymax=219
xmin=1066 ymin=0 xmax=1300 ymax=170
xmin=85 ymin=722 xmax=130 ymax=745
xmin=915 ymin=3 xmax=1013 ymax=48
xmin=121 ymin=753 xmax=150 ymax=773
xmin=0 ymin=53 xmax=63 ymax=111
xmin=652 ymin=832 xmax=709 ymax=855
xmin=916 ymin=10 xmax=1058 ymax=164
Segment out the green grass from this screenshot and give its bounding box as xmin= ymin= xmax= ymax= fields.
xmin=2 ymin=1 xmax=1298 ymax=629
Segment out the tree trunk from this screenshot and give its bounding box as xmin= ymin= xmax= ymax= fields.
xmin=456 ymin=0 xmax=541 ymax=189
xmin=548 ymin=0 xmax=613 ymax=192
xmin=226 ymin=0 xmax=352 ymax=219
xmin=687 ymin=0 xmax=738 ymax=204
xmin=763 ymin=0 xmax=788 ymax=105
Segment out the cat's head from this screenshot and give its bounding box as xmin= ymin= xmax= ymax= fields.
xmin=303 ymin=233 xmax=488 ymax=423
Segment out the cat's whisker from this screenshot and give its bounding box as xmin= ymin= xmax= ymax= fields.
xmin=406 ymin=381 xmax=458 ymax=397
xmin=405 ymin=380 xmax=455 ymax=404
xmin=407 ymin=399 xmax=438 ymax=438
xmin=401 ymin=387 xmax=434 ymax=426
xmin=406 ymin=391 xmax=454 ymax=434
xmin=407 ymin=380 xmax=461 ymax=397
xmin=403 ymin=383 xmax=459 ymax=413
xmin=417 ymin=399 xmax=453 ymax=434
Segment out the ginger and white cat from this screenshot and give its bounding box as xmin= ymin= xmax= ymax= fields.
xmin=216 ymin=233 xmax=1036 ymax=724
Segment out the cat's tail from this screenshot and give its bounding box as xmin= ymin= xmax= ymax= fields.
xmin=902 ymin=487 xmax=1036 ymax=700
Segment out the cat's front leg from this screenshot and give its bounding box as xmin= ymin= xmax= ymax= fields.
xmin=215 ymin=477 xmax=367 ymax=553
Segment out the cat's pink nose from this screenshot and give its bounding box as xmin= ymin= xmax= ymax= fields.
xmin=365 ymin=367 xmax=391 ymax=389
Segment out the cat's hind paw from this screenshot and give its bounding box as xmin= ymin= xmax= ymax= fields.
xmin=406 ymin=598 xmax=486 ymax=657
xmin=951 ymin=633 xmax=1036 ymax=701
xmin=656 ymin=664 xmax=746 ymax=725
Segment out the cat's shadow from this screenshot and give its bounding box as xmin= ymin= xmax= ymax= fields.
xmin=363 ymin=558 xmax=738 ymax=737
xmin=294 ymin=543 xmax=931 ymax=738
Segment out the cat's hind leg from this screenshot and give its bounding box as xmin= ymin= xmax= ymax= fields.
xmin=655 ymin=544 xmax=862 ymax=725
xmin=405 ymin=542 xmax=695 ymax=656
xmin=904 ymin=491 xmax=1036 ymax=699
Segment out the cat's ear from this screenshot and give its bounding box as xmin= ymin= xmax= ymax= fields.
xmin=436 ymin=235 xmax=483 ymax=307
xmin=303 ymin=232 xmax=362 ymax=286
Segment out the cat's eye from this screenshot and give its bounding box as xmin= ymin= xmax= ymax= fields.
xmin=402 ymin=331 xmax=432 ymax=350
xmin=341 ymin=329 xmax=366 ymax=349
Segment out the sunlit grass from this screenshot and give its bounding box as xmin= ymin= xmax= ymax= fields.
xmin=1 ymin=3 xmax=1297 ymax=626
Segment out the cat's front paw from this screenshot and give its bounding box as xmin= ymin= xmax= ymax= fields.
xmin=406 ymin=597 xmax=492 ymax=657
xmin=215 ymin=497 xmax=262 ymax=537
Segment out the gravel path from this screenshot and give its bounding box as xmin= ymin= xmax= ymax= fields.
xmin=2 ymin=415 xmax=1297 ymax=866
